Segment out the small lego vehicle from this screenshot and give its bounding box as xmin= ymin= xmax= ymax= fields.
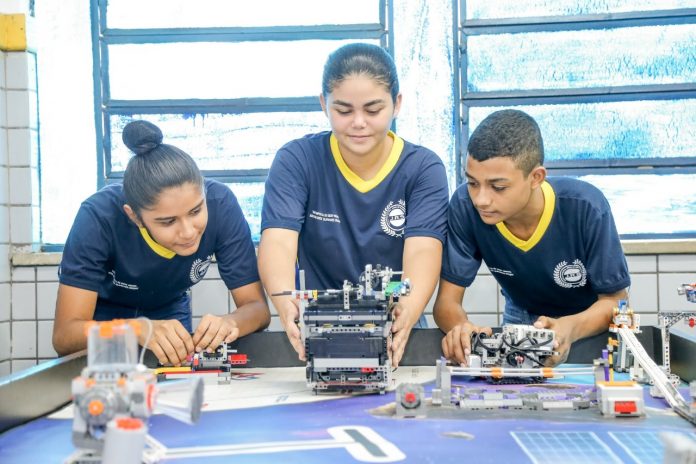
xmin=469 ymin=324 xmax=556 ymax=371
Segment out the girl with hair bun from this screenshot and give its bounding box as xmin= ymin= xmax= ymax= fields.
xmin=53 ymin=120 xmax=270 ymax=366
xmin=258 ymin=43 xmax=449 ymax=367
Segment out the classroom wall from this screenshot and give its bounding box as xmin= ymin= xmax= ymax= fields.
xmin=1 ymin=6 xmax=43 ymax=375
xmin=3 ymin=42 xmax=44 ymax=374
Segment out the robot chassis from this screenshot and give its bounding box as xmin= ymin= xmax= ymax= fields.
xmin=463 ymin=324 xmax=558 ymax=382
xmin=68 ymin=320 xmax=204 ymax=464
xmin=275 ymin=264 xmax=411 ymax=394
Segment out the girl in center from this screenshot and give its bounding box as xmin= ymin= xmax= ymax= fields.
xmin=258 ymin=42 xmax=449 ymax=367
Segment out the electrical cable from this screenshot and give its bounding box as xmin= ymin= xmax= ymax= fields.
xmin=138 ymin=317 xmax=153 ymax=366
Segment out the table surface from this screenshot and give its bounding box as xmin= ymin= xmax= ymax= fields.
xmin=1 ymin=365 xmax=695 ymax=464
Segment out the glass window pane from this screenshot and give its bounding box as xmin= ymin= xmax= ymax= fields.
xmin=467 ymin=25 xmax=696 ymax=92
xmin=394 ymin=0 xmax=457 ymax=191
xmin=36 ymin=0 xmax=97 ymax=245
xmin=107 ymin=0 xmax=380 ymax=29
xmin=466 ymin=0 xmax=696 ymax=20
xmin=469 ymin=99 xmax=696 ymax=163
xmin=109 ymin=112 xmax=329 ymax=172
xmin=576 ymin=173 xmax=696 ymax=235
xmin=108 ymin=39 xmax=378 ymax=100
xmin=225 ymin=182 xmax=264 ymax=243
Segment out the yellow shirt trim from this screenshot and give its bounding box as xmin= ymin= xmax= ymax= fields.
xmin=495 ymin=181 xmax=555 ymax=252
xmin=139 ymin=227 xmax=176 ymax=259
xmin=330 ymin=131 xmax=404 ymax=193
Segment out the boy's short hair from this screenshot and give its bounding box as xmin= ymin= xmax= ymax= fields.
xmin=467 ymin=109 xmax=544 ymax=176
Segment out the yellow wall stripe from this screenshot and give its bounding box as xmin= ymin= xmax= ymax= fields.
xmin=0 ymin=14 xmax=27 ymax=52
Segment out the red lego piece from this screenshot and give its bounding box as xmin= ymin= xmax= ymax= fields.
xmin=614 ymin=401 xmax=637 ymax=414
xmin=228 ymin=354 xmax=248 ymax=365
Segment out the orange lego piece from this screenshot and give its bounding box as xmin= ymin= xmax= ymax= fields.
xmin=87 ymin=399 xmax=104 ymax=416
xmin=115 ymin=417 xmax=144 ymax=430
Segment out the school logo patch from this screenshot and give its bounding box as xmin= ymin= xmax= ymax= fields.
xmin=553 ymin=259 xmax=587 ymax=289
xmin=190 ymin=254 xmax=214 ymax=284
xmin=380 ymin=199 xmax=406 ymax=238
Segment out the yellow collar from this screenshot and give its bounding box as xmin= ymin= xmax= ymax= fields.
xmin=330 ymin=131 xmax=404 ymax=193
xmin=139 ymin=227 xmax=176 ymax=259
xmin=495 ymin=181 xmax=555 ymax=252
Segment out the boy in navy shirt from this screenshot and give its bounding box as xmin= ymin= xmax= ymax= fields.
xmin=434 ymin=109 xmax=630 ymax=366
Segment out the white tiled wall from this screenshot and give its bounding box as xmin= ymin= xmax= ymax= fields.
xmin=1 ymin=50 xmax=10 ymax=376
xmin=5 ymin=50 xmax=39 ymax=248
xmin=0 ymin=5 xmax=46 ymax=375
xmin=2 ymin=45 xmax=45 ymax=375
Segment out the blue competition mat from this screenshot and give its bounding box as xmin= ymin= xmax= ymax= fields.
xmin=0 ymin=367 xmax=694 ymax=463
xmin=512 ymin=431 xmax=623 ymax=464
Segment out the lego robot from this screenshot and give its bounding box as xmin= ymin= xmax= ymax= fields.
xmin=156 ymin=342 xmax=249 ymax=384
xmin=276 ymin=264 xmax=410 ymax=394
xmin=68 ymin=320 xmax=203 ymax=464
xmin=466 ymin=324 xmax=557 ymax=382
xmin=187 ymin=343 xmax=248 ymax=383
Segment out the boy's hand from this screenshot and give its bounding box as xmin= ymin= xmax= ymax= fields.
xmin=441 ymin=321 xmax=493 ymax=365
xmin=534 ymin=316 xmax=573 ymax=366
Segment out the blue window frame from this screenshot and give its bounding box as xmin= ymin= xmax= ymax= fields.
xmin=91 ymin=0 xmax=391 ymax=241
xmin=39 ymin=0 xmax=454 ymax=248
xmin=456 ymin=1 xmax=696 ymax=237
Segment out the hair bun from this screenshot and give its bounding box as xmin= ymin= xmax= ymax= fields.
xmin=122 ymin=120 xmax=164 ymax=155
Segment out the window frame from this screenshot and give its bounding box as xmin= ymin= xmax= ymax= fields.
xmin=454 ymin=5 xmax=696 ymax=179
xmin=90 ymin=0 xmax=392 ymax=187
xmin=455 ymin=3 xmax=696 ymax=237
